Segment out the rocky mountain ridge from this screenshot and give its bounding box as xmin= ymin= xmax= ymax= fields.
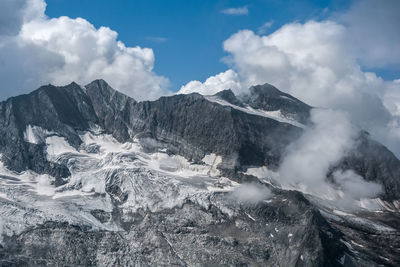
xmin=0 ymin=79 xmax=399 ymax=266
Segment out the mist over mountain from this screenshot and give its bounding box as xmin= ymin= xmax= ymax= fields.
xmin=0 ymin=80 xmax=399 ymax=266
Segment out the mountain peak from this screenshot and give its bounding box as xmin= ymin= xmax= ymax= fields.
xmin=214 ymin=89 xmax=244 ymax=106
xmin=248 ymin=83 xmax=306 ymax=103
xmin=85 ymin=78 xmax=110 ymax=88
xmin=0 ymin=80 xmax=399 ymax=265
xmin=249 ymin=83 xmax=284 ymax=97
xmin=242 ymin=83 xmax=311 ymax=124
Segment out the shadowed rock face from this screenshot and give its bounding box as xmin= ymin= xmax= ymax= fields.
xmin=86 ymin=80 xmax=303 ymax=170
xmin=339 ymin=133 xmax=400 ymax=200
xmin=85 ymin=80 xmax=400 ymax=200
xmin=242 ymin=83 xmax=312 ymax=124
xmin=0 ymin=82 xmax=99 ymax=181
xmin=0 ymin=79 xmax=399 ymax=266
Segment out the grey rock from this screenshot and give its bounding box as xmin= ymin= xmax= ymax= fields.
xmin=241 ymin=83 xmax=312 ymax=124
xmin=0 ymin=79 xmax=399 ymax=266
xmin=0 ymin=189 xmax=350 ymax=267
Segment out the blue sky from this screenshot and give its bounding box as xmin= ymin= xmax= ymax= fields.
xmin=45 ymin=0 xmax=353 ymax=89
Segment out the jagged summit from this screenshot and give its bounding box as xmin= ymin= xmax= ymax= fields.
xmin=241 ymin=83 xmax=312 ymax=124
xmin=249 ymin=83 xmax=297 ymax=99
xmin=85 ymin=79 xmax=132 ymax=100
xmin=214 ymin=89 xmax=244 ymax=107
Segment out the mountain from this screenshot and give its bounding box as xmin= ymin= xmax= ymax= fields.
xmin=0 ymin=80 xmax=399 ymax=266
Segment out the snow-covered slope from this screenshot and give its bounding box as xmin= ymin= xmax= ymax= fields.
xmin=0 ymin=126 xmax=241 ymax=239
xmin=0 ymin=80 xmax=399 ymax=266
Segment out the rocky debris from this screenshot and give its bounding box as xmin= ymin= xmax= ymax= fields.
xmin=0 ymin=189 xmax=351 ymax=266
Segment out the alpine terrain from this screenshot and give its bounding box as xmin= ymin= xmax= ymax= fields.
xmin=0 ymin=79 xmax=399 ymax=266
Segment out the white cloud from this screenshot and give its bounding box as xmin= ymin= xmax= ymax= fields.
xmin=279 ymin=108 xmax=382 ymax=204
xmin=178 ymin=69 xmax=241 ymax=95
xmin=257 ymin=20 xmax=273 ymax=35
xmin=279 ymin=109 xmax=357 ymax=191
xmin=340 ymin=0 xmax=400 ymax=68
xmin=0 ymin=0 xmax=45 ymax=36
xmin=221 ymin=6 xmax=248 ymax=16
xmin=0 ymin=0 xmax=170 ymax=101
xmin=222 ymin=21 xmax=400 ymax=156
xmin=230 ymin=183 xmax=271 ymax=204
xmin=0 ymin=0 xmax=26 ymax=36
xmin=181 ymin=16 xmax=400 ymax=157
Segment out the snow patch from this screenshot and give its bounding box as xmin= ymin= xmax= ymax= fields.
xmin=46 ymin=136 xmax=76 ymax=161
xmin=205 ymin=95 xmax=305 ymax=128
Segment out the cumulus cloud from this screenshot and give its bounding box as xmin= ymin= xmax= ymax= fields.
xmin=178 ymin=69 xmax=241 ymax=95
xmin=0 ymin=0 xmax=170 ymax=101
xmin=340 ymin=0 xmax=400 ymax=68
xmin=0 ymin=0 xmax=45 ymax=36
xmin=180 ymin=2 xmax=400 ymax=157
xmin=230 ymin=183 xmax=271 ymax=204
xmin=221 ymin=6 xmax=249 ymax=16
xmin=0 ymin=0 xmax=27 ymax=36
xmin=278 ymin=109 xmax=382 ymax=204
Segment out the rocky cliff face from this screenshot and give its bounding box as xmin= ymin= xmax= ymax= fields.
xmin=0 ymin=80 xmax=399 ymax=266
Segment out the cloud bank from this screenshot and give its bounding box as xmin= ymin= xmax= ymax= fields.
xmin=181 ymin=1 xmax=400 ymax=158
xmin=0 ymin=0 xmax=170 ymax=101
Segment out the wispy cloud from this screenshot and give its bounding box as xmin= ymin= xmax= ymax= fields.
xmin=221 ymin=6 xmax=248 ymax=16
xmin=229 ymin=183 xmax=271 ymax=204
xmin=257 ymin=20 xmax=274 ymax=34
xmin=146 ymin=36 xmax=168 ymax=43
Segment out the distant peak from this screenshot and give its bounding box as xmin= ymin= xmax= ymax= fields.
xmin=249 ymin=83 xmax=286 ymax=98
xmin=85 ymin=79 xmax=118 ymax=96
xmin=84 ymin=79 xmax=136 ymax=103
xmin=214 ymin=89 xmax=244 ymax=107
xmin=215 ymin=89 xmax=235 ymax=98
xmin=85 ymin=79 xmax=110 ymax=89
xmin=68 ymin=81 xmax=80 ymax=87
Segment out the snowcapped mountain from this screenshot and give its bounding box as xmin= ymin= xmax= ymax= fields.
xmin=0 ymin=79 xmax=399 ymax=266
